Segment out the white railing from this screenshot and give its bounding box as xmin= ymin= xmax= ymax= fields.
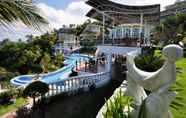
xmin=45 ymin=71 xmax=110 ymax=97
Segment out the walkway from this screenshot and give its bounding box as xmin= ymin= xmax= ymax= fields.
xmin=97 ymin=45 xmax=141 ymax=55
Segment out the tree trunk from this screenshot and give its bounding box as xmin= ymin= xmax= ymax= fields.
xmin=33 ymin=97 xmax=36 ymax=106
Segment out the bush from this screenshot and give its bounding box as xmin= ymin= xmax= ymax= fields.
xmin=69 ymin=69 xmax=78 ymax=77
xmin=0 ymin=92 xmax=11 ymax=105
xmin=79 ymin=47 xmax=97 ymax=54
xmin=0 ymin=88 xmax=18 ymax=105
xmin=103 ymin=90 xmax=133 ymax=118
xmin=23 ymin=81 xmax=49 ymax=106
xmin=184 ymin=48 xmax=186 ymax=57
xmin=134 ymin=53 xmax=164 ymax=72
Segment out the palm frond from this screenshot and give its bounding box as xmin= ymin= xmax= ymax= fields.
xmin=0 ymin=0 xmax=48 ymax=30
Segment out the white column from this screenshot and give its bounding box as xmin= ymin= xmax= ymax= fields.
xmin=112 ymin=21 xmax=115 ymax=44
xmin=112 ymin=27 xmax=114 ymax=44
xmin=144 ymin=20 xmax=149 ymax=46
xmin=139 ymin=13 xmax=144 ymax=41
xmin=106 ymin=53 xmax=112 ymax=72
xmin=121 ymin=26 xmax=124 ymax=38
xmin=102 ymin=13 xmax=105 ymax=44
xmin=130 ymin=27 xmax=133 ymax=38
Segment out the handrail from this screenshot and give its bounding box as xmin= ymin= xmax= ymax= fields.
xmin=45 ymin=71 xmax=110 ymax=97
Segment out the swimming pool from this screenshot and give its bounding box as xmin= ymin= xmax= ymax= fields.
xmin=10 ymin=54 xmax=91 ymax=87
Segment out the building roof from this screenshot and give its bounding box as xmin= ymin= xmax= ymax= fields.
xmin=161 ymin=0 xmax=186 ymax=19
xmin=58 ymin=28 xmax=74 ymax=34
xmin=86 ymin=0 xmax=160 ymax=25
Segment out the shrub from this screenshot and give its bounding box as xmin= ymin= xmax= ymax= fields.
xmin=183 ymin=48 xmax=186 ymax=57
xmin=23 ymin=81 xmax=49 ymax=106
xmin=0 ymin=88 xmax=18 ymax=105
xmin=0 ymin=92 xmax=11 ymax=105
xmin=69 ymin=69 xmax=78 ymax=77
xmin=103 ymin=90 xmax=133 ymax=118
xmin=134 ymin=54 xmax=164 ymax=72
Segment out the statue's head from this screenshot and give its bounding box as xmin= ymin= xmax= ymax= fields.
xmin=163 ymin=44 xmax=183 ymax=62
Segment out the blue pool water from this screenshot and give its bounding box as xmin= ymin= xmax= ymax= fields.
xmin=10 ymin=54 xmax=91 ymax=86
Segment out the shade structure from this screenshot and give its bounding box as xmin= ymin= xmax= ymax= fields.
xmin=86 ymin=0 xmax=160 ymax=25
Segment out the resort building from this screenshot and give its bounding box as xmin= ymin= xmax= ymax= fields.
xmin=54 ymin=26 xmax=78 ymax=55
xmin=161 ymin=0 xmax=186 ymax=20
xmin=86 ymin=0 xmax=160 ymax=46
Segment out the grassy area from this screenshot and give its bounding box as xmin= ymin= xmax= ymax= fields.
xmin=155 ymin=50 xmax=186 ymax=117
xmin=171 ymin=58 xmax=186 ymax=118
xmin=0 ymin=98 xmax=27 ymax=116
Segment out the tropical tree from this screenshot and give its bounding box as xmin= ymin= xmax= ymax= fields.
xmin=26 ymin=34 xmax=34 ymax=43
xmin=0 ymin=41 xmax=26 ymax=69
xmin=152 ymin=13 xmax=186 ymax=45
xmin=55 ymin=52 xmax=64 ymax=67
xmin=23 ymin=81 xmax=49 ymax=106
xmin=74 ymin=19 xmax=91 ymax=40
xmin=0 ymin=0 xmax=48 ymax=30
xmin=25 ymin=45 xmax=42 ymax=65
xmin=40 ymin=53 xmax=51 ymax=73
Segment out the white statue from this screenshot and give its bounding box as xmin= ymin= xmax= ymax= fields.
xmin=126 ymin=44 xmax=183 ymax=118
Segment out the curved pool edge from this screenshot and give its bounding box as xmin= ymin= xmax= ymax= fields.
xmin=10 ymin=54 xmax=92 ymax=87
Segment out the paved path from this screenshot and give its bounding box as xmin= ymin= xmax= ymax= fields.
xmin=1 ymin=110 xmax=17 ymax=118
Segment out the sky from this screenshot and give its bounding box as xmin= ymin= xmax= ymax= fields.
xmin=0 ymin=0 xmax=177 ymax=41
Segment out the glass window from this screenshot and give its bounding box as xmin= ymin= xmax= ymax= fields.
xmin=123 ymin=28 xmax=126 ymax=37
xmin=132 ymin=28 xmax=139 ymax=38
xmin=116 ymin=28 xmax=122 ymax=38
xmin=141 ymin=28 xmax=145 ymax=38
xmin=126 ymin=28 xmax=131 ymax=38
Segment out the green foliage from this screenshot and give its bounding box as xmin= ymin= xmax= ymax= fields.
xmin=169 ymin=78 xmax=185 ymax=112
xmin=138 ymin=98 xmax=148 ymax=118
xmin=152 ymin=13 xmax=186 ymax=45
xmin=169 ymin=57 xmax=186 ymax=117
xmin=134 ymin=53 xmax=164 ymax=72
xmin=103 ymin=90 xmax=133 ymax=118
xmin=54 ymin=53 xmax=64 ymax=67
xmin=79 ymin=37 xmax=97 ymax=54
xmin=0 ymin=98 xmax=27 ymax=116
xmin=23 ymin=81 xmax=49 ymax=106
xmin=0 ymin=0 xmax=48 ymax=30
xmin=69 ymin=69 xmax=78 ymax=77
xmin=0 ymin=30 xmax=61 ymax=76
xmin=80 ymin=37 xmax=96 ymax=47
xmin=0 ymin=87 xmax=18 ymax=105
xmin=40 ymin=53 xmax=51 ymax=73
xmin=0 ymin=91 xmax=13 ymax=100
xmin=23 ymin=81 xmax=49 ymax=98
xmin=74 ymin=19 xmax=91 ymax=36
xmin=184 ymin=48 xmax=186 ymax=57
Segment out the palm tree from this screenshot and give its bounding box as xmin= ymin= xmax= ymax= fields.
xmin=0 ymin=0 xmax=48 ymax=30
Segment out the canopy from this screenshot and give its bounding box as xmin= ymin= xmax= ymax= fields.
xmin=86 ymin=0 xmax=160 ymax=25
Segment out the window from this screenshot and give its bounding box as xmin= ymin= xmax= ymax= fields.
xmin=116 ymin=28 xmax=122 ymax=38
xmin=126 ymin=28 xmax=131 ymax=38
xmin=141 ymin=29 xmax=145 ymax=38
xmin=132 ymin=28 xmax=139 ymax=38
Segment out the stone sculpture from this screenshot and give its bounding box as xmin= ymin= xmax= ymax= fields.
xmin=126 ymin=44 xmax=183 ymax=118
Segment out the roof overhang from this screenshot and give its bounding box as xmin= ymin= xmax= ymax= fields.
xmin=86 ymin=0 xmax=160 ymax=25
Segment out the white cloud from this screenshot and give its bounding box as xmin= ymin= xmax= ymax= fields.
xmin=37 ymin=1 xmax=91 ymax=29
